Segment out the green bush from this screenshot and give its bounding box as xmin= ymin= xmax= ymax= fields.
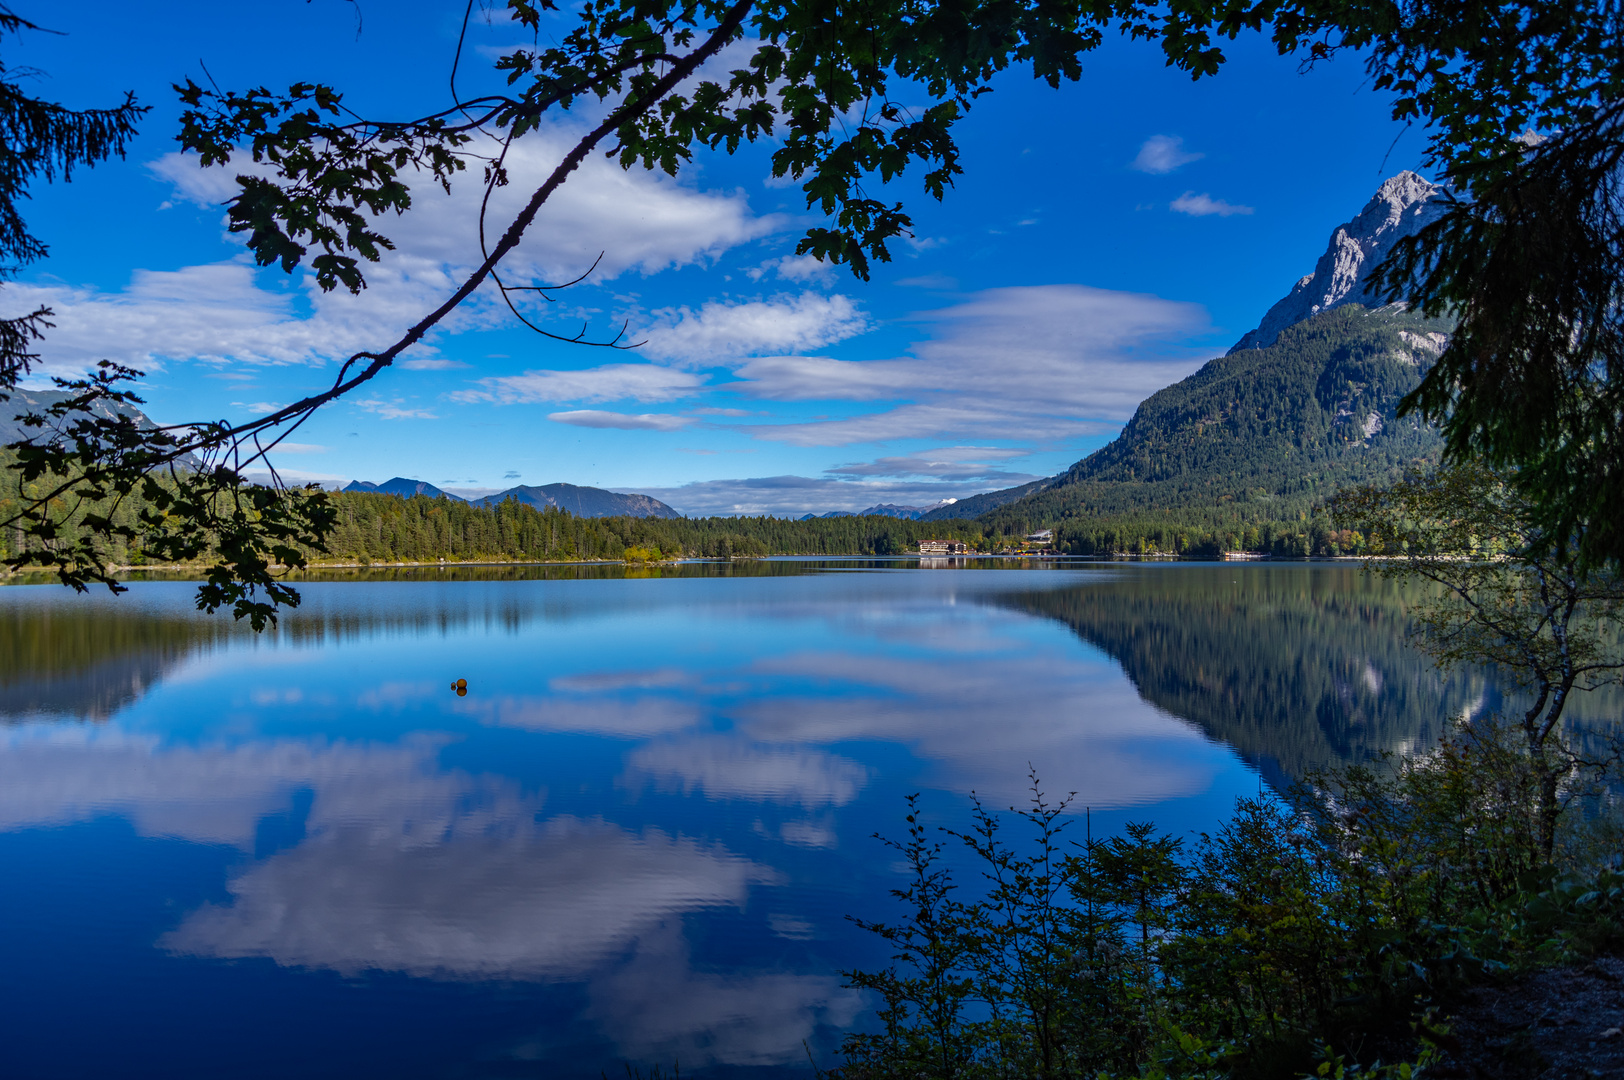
xmin=832 ymin=717 xmax=1624 ymax=1080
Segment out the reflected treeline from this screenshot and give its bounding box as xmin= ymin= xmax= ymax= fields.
xmin=999 ymin=565 xmax=1494 ymax=787
xmin=0 ymin=603 xmax=237 ymax=722
xmin=0 ymin=561 xmax=893 ymax=721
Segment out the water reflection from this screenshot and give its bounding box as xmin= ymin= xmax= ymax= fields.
xmin=1000 ymin=565 xmax=1490 ymax=786
xmin=0 ymin=596 xmax=233 ymax=721
xmin=166 ymin=816 xmax=773 ymax=981
xmin=0 ymin=564 xmax=1514 ymax=1078
xmin=0 ymin=717 xmax=859 ymax=1070
xmin=626 ymin=736 xmax=869 ymax=808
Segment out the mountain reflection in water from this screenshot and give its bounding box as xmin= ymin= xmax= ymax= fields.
xmin=1000 ymin=564 xmax=1487 ymax=788
xmin=0 ymin=564 xmax=1565 ymax=1078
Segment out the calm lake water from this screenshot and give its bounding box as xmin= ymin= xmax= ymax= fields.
xmin=0 ymin=560 xmax=1550 ymax=1077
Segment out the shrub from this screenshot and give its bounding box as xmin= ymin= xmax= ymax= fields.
xmin=832 ymin=718 xmax=1624 ymax=1080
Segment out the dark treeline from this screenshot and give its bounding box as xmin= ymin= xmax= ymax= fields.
xmin=321 ymin=492 xmax=1364 ymax=564
xmin=1051 ymin=512 xmax=1372 ymax=559
xmin=306 ymin=491 xmax=990 ymax=563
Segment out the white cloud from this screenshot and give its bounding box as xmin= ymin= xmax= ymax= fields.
xmin=547 ymin=409 xmax=695 ymax=431
xmin=155 ymin=135 xmax=781 ymax=285
xmin=723 ymin=285 xmax=1213 ymax=445
xmin=1171 ymin=191 xmax=1254 ymax=217
xmin=1131 ymin=135 xmax=1203 ymax=174
xmin=640 ymin=293 xmax=868 ymax=364
xmin=14 ymin=139 xmax=783 ymax=378
xmin=461 ymin=363 xmax=705 ymax=405
xmin=746 ymin=254 xmax=834 ymax=284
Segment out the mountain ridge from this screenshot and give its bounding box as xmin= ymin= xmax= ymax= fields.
xmin=344 ymin=477 xmax=460 ymax=500
xmin=973 ymin=303 xmax=1449 ymax=547
xmin=1229 ymin=170 xmax=1445 ymax=352
xmin=922 ymin=171 xmax=1454 ymax=541
xmin=474 ymin=482 xmax=681 ymax=519
xmin=340 ymin=478 xmax=681 ymax=519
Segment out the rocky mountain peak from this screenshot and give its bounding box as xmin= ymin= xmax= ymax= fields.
xmin=1229 ymin=170 xmax=1447 ymax=353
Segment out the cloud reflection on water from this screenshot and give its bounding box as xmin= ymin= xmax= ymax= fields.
xmin=581 ymin=922 xmax=861 ymax=1067
xmin=164 ymin=816 xmax=776 ymax=981
xmin=625 ymin=735 xmax=869 ymax=807
xmin=0 ymin=719 xmax=853 ymax=1066
xmin=738 ymin=650 xmax=1222 ymax=807
xmin=0 ymin=724 xmax=459 ymax=848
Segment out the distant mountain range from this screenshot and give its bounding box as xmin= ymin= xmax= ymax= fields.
xmin=0 ymin=387 xmax=187 ymax=453
xmin=972 ymin=303 xmax=1448 ymax=532
xmin=799 ymin=500 xmax=958 ymax=521
xmin=342 ymin=477 xmax=680 ymax=519
xmin=921 ymin=170 xmax=1450 ymax=530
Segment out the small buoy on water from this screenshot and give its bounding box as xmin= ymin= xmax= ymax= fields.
xmin=451 ymin=678 xmax=468 ymax=696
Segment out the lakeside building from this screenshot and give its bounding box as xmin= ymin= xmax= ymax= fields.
xmin=919 ymin=540 xmax=970 ymax=555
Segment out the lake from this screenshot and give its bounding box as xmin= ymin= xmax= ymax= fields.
xmin=0 ymin=560 xmax=1542 ymax=1077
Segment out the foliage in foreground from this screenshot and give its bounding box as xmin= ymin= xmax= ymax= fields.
xmin=1334 ymin=461 xmax=1624 ymax=856
xmin=832 ymin=719 xmax=1624 ymax=1080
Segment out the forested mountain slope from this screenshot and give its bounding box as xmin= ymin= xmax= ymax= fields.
xmin=973 ymin=304 xmax=1451 ymax=553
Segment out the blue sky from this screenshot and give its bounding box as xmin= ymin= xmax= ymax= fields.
xmin=10 ymin=0 xmax=1429 ymax=515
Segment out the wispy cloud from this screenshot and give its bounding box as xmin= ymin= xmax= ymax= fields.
xmin=894 ymin=274 xmax=957 ymax=290
xmin=725 ymin=285 xmax=1214 ymax=446
xmin=460 ymin=363 xmax=705 ymax=405
xmin=548 ymin=410 xmax=695 ymax=431
xmin=826 ymin=447 xmax=1037 ymax=482
xmin=1130 ymin=135 xmax=1203 ymax=175
xmin=400 ymin=358 xmax=472 ymax=370
xmin=1170 ymin=191 xmax=1254 ymax=217
xmin=354 ymin=397 xmax=438 ymax=420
